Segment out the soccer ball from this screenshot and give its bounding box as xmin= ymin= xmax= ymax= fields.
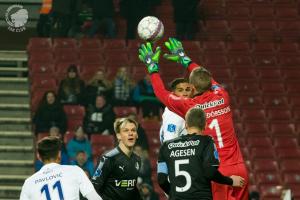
xmin=137 ymin=16 xmax=164 ymax=42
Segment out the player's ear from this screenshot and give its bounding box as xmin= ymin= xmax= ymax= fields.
xmin=57 ymin=150 xmax=61 ymax=162
xmin=116 ymin=133 xmax=121 ymax=141
xmin=37 ymin=152 xmax=42 ymax=161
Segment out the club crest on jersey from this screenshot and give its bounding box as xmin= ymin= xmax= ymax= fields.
xmin=167 ymin=124 xmax=176 ymax=132
xmin=135 ymin=162 xmax=139 ymax=170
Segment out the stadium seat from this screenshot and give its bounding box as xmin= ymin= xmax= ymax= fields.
xmin=238 ymin=95 xmax=263 ymax=108
xmin=203 ymin=54 xmax=227 ymax=67
xmin=250 ymin=147 xmax=276 ymax=160
xmin=79 ymin=38 xmax=102 ymax=50
xmin=27 ymin=38 xmax=52 ymax=52
xmin=234 ymin=81 xmax=260 ymax=95
xmin=113 ymin=106 xmax=137 ymax=117
xmin=258 ymin=67 xmax=281 ymax=80
xmin=232 ymin=68 xmax=257 ymax=80
xmin=234 ymin=122 xmax=244 ymax=137
xmin=253 ymin=159 xmax=279 ymax=172
xmin=91 ymin=134 xmax=115 ymax=156
xmin=267 ymin=109 xmax=292 ymax=122
xmin=276 ymin=148 xmax=300 ymax=160
xmin=29 ymin=63 xmax=55 ymax=78
xmin=256 ymin=172 xmax=281 ymax=185
xmin=252 ymin=42 xmax=276 ymax=53
xmin=53 ymin=38 xmax=77 ymax=49
xmin=203 ymin=20 xmax=229 ymax=40
xmin=140 ymin=120 xmax=161 ymax=131
xmin=102 ymin=39 xmax=126 ymax=50
xmin=202 ymin=4 xmax=226 ymax=19
xmin=226 ymin=6 xmax=251 ymax=20
xmin=202 ymin=41 xmax=225 ymax=53
xmin=280 ymin=159 xmax=300 ymax=173
xmin=263 ymin=95 xmax=289 ymax=108
xmin=54 ymin=49 xmax=78 ymax=63
xmin=289 ymin=185 xmax=300 ymax=199
xmin=181 ymin=40 xmax=201 ymax=52
xmin=80 ymin=64 xmax=106 ymax=81
xmin=259 ymin=184 xmax=283 ymax=199
xmin=282 ymin=68 xmax=300 ymax=80
xmin=253 ymin=54 xmax=277 ymax=67
xmin=228 ymin=20 xmax=253 ymax=41
xmin=37 ymin=132 xmax=49 ymax=141
xmin=241 ymin=109 xmax=266 ymax=121
xmin=277 ymin=43 xmax=298 ymax=53
xmin=283 ymin=172 xmax=300 ymax=185
xmin=210 ymin=68 xmax=232 ymax=81
xmin=252 ymin=20 xmax=277 ymax=42
xmin=247 ymin=136 xmax=272 ymax=148
xmin=63 ymin=105 xmax=85 ymax=120
xmin=273 ymin=136 xmax=298 ymax=148
xmin=244 ymin=123 xmax=270 ymax=137
xmin=286 ymin=81 xmax=300 ymax=93
xmin=290 ymin=96 xmax=300 ymax=109
xmin=29 ymin=52 xmax=53 ymax=63
xmin=261 ymin=82 xmax=285 ymax=95
xmin=278 ymin=54 xmax=300 ymax=66
xmin=275 ymin=6 xmax=299 ymax=20
xmin=67 ymin=119 xmax=83 ymax=132
xmin=31 ymin=77 xmax=57 ymax=91
xmin=227 ymin=55 xmax=253 ymax=66
xmin=277 ymin=21 xmax=300 ymax=42
xmin=79 ymin=53 xmax=104 ymax=65
xmin=270 ymin=123 xmax=296 ymax=137
xmin=226 ymin=42 xmax=251 ymax=54
xmin=251 ymin=6 xmax=274 ymax=20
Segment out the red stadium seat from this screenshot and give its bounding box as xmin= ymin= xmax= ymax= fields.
xmin=286 ymin=81 xmax=300 ymax=93
xmin=31 ymin=77 xmax=57 ymax=91
xmin=277 ymin=21 xmax=300 ymax=42
xmin=79 ymin=38 xmax=102 ymax=50
xmin=181 ymin=40 xmax=201 ymax=52
xmin=252 ymin=43 xmax=276 ymax=53
xmin=27 ymin=38 xmax=52 ymax=52
xmin=140 ymin=120 xmax=161 ymax=131
xmin=91 ymin=135 xmax=115 ymax=156
xmin=228 ymin=20 xmax=253 ymax=41
xmin=53 ymin=38 xmax=77 ymax=50
xmin=244 ymin=122 xmax=269 ymax=137
xmin=226 ymin=6 xmax=251 ymax=20
xmin=283 ymin=172 xmax=300 ymax=185
xmin=258 ymin=68 xmax=281 ymax=80
xmin=79 ymin=53 xmax=104 ymax=65
xmin=267 ymin=109 xmax=292 ymax=122
xmin=247 ymin=136 xmax=272 ymax=148
xmin=227 ymin=55 xmax=253 ymax=66
xmin=253 ymin=54 xmax=277 ymax=67
xmin=250 ymin=147 xmax=276 ymax=160
xmin=253 ymin=159 xmax=279 ymax=172
xmin=203 ymin=20 xmax=229 ymax=40
xmin=280 ymin=159 xmax=300 ymax=173
xmin=241 ymin=109 xmax=266 ymax=121
xmin=274 ymin=136 xmax=298 ymax=148
xmin=67 ymin=119 xmax=83 ymax=132
xmin=261 ymin=82 xmax=285 ymax=95
xmin=29 ymin=63 xmax=55 ymax=78
xmin=234 ymin=81 xmax=260 ymax=95
xmin=113 ymin=106 xmax=137 ymax=117
xmin=210 ymin=68 xmax=232 ymax=81
xmin=203 ymin=54 xmax=227 ymax=66
xmin=202 ymin=4 xmax=226 ymax=19
xmin=29 ymin=52 xmax=53 ymax=63
xmin=277 ymin=43 xmax=298 ymax=53
xmin=251 ymin=7 xmax=274 ymax=20
xmin=260 ymin=184 xmax=283 ymax=199
xmin=290 ymin=96 xmax=300 ymax=109
xmin=37 ymin=132 xmax=49 ymax=141
xmin=102 ymin=39 xmax=126 ymax=50
xmin=270 ymin=123 xmax=296 ymax=137
xmin=232 ymin=68 xmax=257 ymax=80
xmin=226 ymin=42 xmax=251 ymax=54
xmin=238 ymin=95 xmax=264 ymax=108
xmin=252 ymin=20 xmax=277 ymax=42
xmin=63 ymin=105 xmax=85 ymax=120
xmin=278 ymin=54 xmax=300 ymax=66
xmin=234 ymin=122 xmax=244 ymax=137
xmin=275 ymin=6 xmax=299 ymax=20
xmin=276 ymin=148 xmax=300 ymax=160
xmin=282 ymin=68 xmax=300 ymax=80
xmin=256 ymin=172 xmax=281 ymax=185
xmin=263 ymin=95 xmax=289 ymax=108
xmin=54 ymin=49 xmax=78 ymax=62
xmin=202 ymin=41 xmax=225 ymax=53
xmin=289 ymin=184 xmax=300 ymax=199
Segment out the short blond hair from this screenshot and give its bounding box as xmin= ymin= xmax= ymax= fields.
xmin=113 ymin=117 xmax=138 ymax=134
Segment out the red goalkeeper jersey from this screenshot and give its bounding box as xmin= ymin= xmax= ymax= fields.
xmin=150 ymin=62 xmax=244 ymax=166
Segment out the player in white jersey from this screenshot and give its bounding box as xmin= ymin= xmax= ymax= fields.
xmin=159 ymin=78 xmax=193 ymax=143
xmin=20 ymin=136 xmax=102 ymax=200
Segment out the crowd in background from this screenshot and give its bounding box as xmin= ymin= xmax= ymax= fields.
xmin=37 ymin=0 xmax=201 ymax=40
xmin=32 ymin=63 xmax=162 ymax=199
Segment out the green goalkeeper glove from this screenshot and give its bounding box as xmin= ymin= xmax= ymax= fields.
xmin=138 ymin=42 xmax=161 ymax=74
xmin=163 ymin=37 xmax=192 ymax=68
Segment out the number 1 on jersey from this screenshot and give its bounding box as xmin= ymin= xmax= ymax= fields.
xmin=41 ymin=180 xmax=64 ymax=200
xmin=208 ymin=119 xmax=224 ymax=148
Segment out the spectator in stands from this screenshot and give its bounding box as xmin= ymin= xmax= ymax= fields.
xmin=134 ymin=145 xmax=152 ymax=186
xmin=37 ymin=0 xmax=52 ymax=37
xmin=87 ymin=0 xmax=116 ymax=38
xmin=85 ymin=69 xmax=112 ymax=106
xmin=35 ymin=128 xmax=69 ymax=171
xmin=51 ymin=0 xmax=72 ymax=37
xmin=71 ymin=150 xmax=94 ymax=177
xmin=119 ymin=0 xmax=153 ymax=39
xmin=133 ymin=74 xmax=161 ymax=120
xmin=58 ymin=64 xmax=85 ymax=105
xmin=249 ymin=191 xmax=260 ymax=200
xmin=33 ymin=91 xmax=67 ymax=134
xmin=83 ymin=95 xmax=115 ymax=135
xmin=67 ymin=126 xmax=92 ymax=161
xmin=171 ymin=0 xmax=200 ymax=40
xmin=128 ymin=113 xmax=149 ymax=150
xmin=139 ymin=183 xmax=159 ymax=200
xmin=112 ymin=66 xmax=135 ymax=106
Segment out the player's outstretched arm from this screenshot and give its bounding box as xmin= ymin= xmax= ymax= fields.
xmin=138 ymin=42 xmax=161 ymax=74
xmin=163 ymin=37 xmax=192 ymax=68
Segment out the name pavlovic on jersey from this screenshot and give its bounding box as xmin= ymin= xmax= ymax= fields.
xmin=151 ymin=62 xmax=244 ymax=167
xmin=20 ymin=163 xmax=97 ymax=200
xmin=160 ymin=107 xmax=188 ymax=143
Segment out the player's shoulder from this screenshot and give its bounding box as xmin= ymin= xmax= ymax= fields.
xmin=103 ymin=147 xmax=121 ymax=159
xmin=132 ymin=152 xmax=141 ymax=162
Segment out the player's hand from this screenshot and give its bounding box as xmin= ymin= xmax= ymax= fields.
xmin=138 ymin=42 xmax=161 ymax=74
xmin=230 ymin=175 xmax=245 ymax=187
xmin=163 ymin=37 xmax=192 ymax=68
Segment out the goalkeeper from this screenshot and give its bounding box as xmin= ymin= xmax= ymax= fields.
xmin=138 ymin=38 xmax=248 ymax=200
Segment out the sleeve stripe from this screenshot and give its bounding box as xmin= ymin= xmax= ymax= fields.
xmin=157 ymin=162 xmax=168 ymax=174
